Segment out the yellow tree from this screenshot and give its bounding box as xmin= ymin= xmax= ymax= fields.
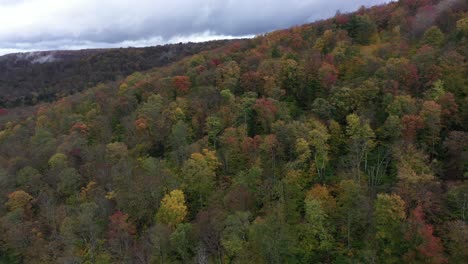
xmin=5 ymin=190 xmax=33 ymax=212
xmin=156 ymin=189 xmax=188 ymax=229
xmin=181 ymin=149 xmax=219 ymax=210
xmin=306 ymin=184 xmax=336 ymax=216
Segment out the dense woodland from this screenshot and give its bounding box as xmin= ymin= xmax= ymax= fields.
xmin=0 ymin=0 xmax=467 ymax=263
xmin=0 ymin=40 xmax=230 ymax=108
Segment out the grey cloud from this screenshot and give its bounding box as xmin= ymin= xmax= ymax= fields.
xmin=0 ymin=0 xmax=391 ymax=55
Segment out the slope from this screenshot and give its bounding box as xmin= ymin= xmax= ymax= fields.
xmin=0 ymin=0 xmax=467 ymax=263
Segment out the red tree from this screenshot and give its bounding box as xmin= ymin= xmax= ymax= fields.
xmin=108 ymin=211 xmax=136 ymax=239
xmin=318 ymin=62 xmax=338 ymax=89
xmin=437 ymin=92 xmax=458 ymax=126
xmin=173 ymin=76 xmax=191 ymax=94
xmin=253 ymin=98 xmax=278 ymax=132
xmin=211 ymin=58 xmax=222 ymax=67
xmin=241 ymin=71 xmax=264 ymax=94
xmin=135 ymin=117 xmax=148 ymax=131
xmin=404 ymin=205 xmax=447 ymax=263
xmin=107 ymin=211 xmax=137 ymax=260
xmin=70 ymin=122 xmax=89 ymax=135
xmin=401 ymin=115 xmax=424 ymax=143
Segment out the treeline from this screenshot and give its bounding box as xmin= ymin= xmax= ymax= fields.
xmin=0 ymin=0 xmax=467 ymax=263
xmin=0 ymin=40 xmax=232 ymax=108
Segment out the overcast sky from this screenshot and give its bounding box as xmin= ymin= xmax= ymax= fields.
xmin=0 ymin=0 xmax=390 ymax=55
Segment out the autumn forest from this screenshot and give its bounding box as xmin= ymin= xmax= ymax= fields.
xmin=0 ymin=0 xmax=467 ymax=263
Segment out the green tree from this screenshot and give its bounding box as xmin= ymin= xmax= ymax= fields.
xmin=248 ymin=209 xmax=294 ymax=264
xmin=346 ymin=114 xmax=375 ymax=181
xmin=308 ymin=119 xmax=330 ymax=180
xmin=296 ymin=197 xmax=334 ymax=262
xmin=221 ymin=211 xmax=251 ymax=262
xmin=329 ymin=120 xmax=345 ymax=159
xmin=445 ymin=184 xmax=468 ymax=221
xmin=149 ymin=224 xmax=171 ymax=264
xmin=422 ymin=26 xmax=444 ymax=48
xmin=311 ymin=98 xmax=335 ymax=120
xmin=280 ymin=59 xmax=300 ymax=95
xmin=205 ymin=116 xmax=223 ymax=148
xmin=169 ymin=120 xmax=191 ymax=166
xmin=295 ymin=138 xmax=311 ymax=166
xmin=374 ymin=193 xmax=407 ymax=264
xmin=425 ymin=79 xmax=445 ymax=101
xmin=419 ymin=101 xmax=441 ymax=157
xmin=57 ymin=167 xmax=81 ymax=197
xmin=378 ymin=115 xmax=402 ymax=144
xmin=348 ymin=15 xmax=377 ymax=45
xmin=181 ymin=149 xmax=219 ymax=210
xmin=456 ymin=17 xmax=468 ymax=42
xmin=386 ymin=95 xmax=418 ymax=117
xmin=16 ymin=167 xmax=42 ymax=195
xmin=60 ymin=202 xmax=104 ymax=263
xmin=105 ymin=142 xmax=128 ymax=164
xmin=170 ymin=223 xmax=194 ymax=262
xmin=30 ymin=128 xmax=57 ymax=167
xmin=48 ymin=153 xmax=68 ymax=169
xmin=336 ymin=180 xmax=368 ymax=257
xmin=443 ymin=220 xmax=468 ymax=263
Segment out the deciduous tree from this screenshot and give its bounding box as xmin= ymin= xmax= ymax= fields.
xmin=156 ymin=189 xmax=188 ymax=229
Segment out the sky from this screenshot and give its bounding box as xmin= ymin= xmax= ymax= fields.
xmin=0 ymin=0 xmax=391 ymax=55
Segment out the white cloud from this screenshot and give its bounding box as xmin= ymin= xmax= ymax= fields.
xmin=0 ymin=0 xmax=390 ymax=55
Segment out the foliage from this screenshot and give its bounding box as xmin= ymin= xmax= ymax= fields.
xmin=5 ymin=190 xmax=33 ymax=212
xmin=156 ymin=190 xmax=188 ymax=228
xmin=0 ymin=0 xmax=466 ymax=262
xmin=374 ymin=193 xmax=406 ymax=263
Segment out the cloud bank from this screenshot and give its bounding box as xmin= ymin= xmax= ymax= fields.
xmin=0 ymin=0 xmax=390 ymax=55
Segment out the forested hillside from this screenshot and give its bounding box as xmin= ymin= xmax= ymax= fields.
xmin=0 ymin=0 xmax=467 ymax=263
xmin=0 ymin=40 xmax=231 ymax=107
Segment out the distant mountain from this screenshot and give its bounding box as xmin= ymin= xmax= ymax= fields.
xmin=0 ymin=40 xmax=235 ymax=107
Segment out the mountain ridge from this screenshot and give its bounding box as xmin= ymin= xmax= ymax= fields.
xmin=0 ymin=40 xmax=236 ymax=107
